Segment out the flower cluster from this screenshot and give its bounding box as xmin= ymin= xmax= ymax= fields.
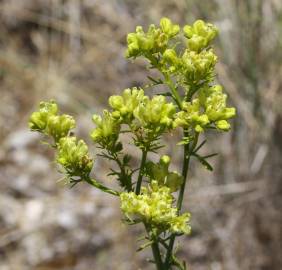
xmin=133 ymin=95 xmax=176 ymax=132
xmin=183 ymin=20 xmax=218 ymax=52
xmin=145 ymin=155 xmax=183 ymax=192
xmin=29 ymin=100 xmax=75 ymax=143
xmin=90 ymin=110 xmax=120 ymax=150
xmin=92 ymin=88 xmax=176 ymax=150
xmin=181 ymin=49 xmax=217 ymax=84
xmin=57 ymin=137 xmax=93 ymax=177
xmin=109 ymin=87 xmax=145 ymax=122
xmin=126 ymin=17 xmax=179 ymax=58
xmin=120 ymin=181 xmax=190 ymax=234
xmin=29 ymin=101 xmax=93 ymax=178
xmin=175 ymin=84 xmax=236 ymax=132
xmin=29 ymin=17 xmax=236 ymax=269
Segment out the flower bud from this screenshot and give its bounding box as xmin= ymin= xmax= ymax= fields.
xmin=160 ymin=155 xmax=171 ymax=166
xmin=163 ymin=48 xmax=179 ymax=65
xmin=215 ymin=120 xmax=230 ymax=131
xmin=183 ymin=25 xmax=193 ymax=38
xmin=109 ymin=95 xmax=123 ymax=110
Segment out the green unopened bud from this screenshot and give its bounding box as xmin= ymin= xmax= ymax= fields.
xmin=163 ymin=49 xmax=179 ymax=65
xmin=160 ymin=155 xmax=171 ymax=166
xmin=109 ymin=95 xmax=123 ymax=110
xmin=215 ymin=120 xmax=230 ymax=131
xmin=227 ymin=107 xmax=236 ymax=118
xmin=183 ymin=25 xmax=193 ymax=38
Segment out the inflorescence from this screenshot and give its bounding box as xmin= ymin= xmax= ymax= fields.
xmin=29 ymin=17 xmax=236 ymax=269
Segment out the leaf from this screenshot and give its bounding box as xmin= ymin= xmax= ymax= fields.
xmin=123 ymin=154 xmax=131 ymax=165
xmin=114 ymin=141 xmax=123 ymax=152
xmin=97 ymin=152 xmax=115 ymax=161
xmin=202 ymin=153 xmax=218 ymax=159
xmin=147 ymin=76 xmax=163 ymax=85
xmin=193 ymin=140 xmax=206 ymax=153
xmin=136 ymin=240 xmax=154 ymax=252
xmin=156 ymin=92 xmax=172 ymax=97
xmin=193 ymin=153 xmax=213 ymax=171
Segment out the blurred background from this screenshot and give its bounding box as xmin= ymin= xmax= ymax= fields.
xmin=0 ymin=0 xmax=281 ymax=269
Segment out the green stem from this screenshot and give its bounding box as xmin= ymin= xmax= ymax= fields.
xmin=144 ymin=224 xmax=163 ymax=270
xmin=164 ymin=132 xmax=199 ymax=268
xmin=136 ymin=149 xmax=163 ymax=269
xmin=151 ymin=242 xmax=164 ymax=270
xmin=177 ymin=132 xmax=198 ymax=210
xmin=146 ymin=54 xmax=182 ymax=110
xmin=135 ymin=150 xmax=148 ymax=194
xmin=84 ymin=177 xmax=119 ymax=196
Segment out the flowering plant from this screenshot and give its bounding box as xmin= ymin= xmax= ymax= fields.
xmin=29 ymin=18 xmax=235 ymax=269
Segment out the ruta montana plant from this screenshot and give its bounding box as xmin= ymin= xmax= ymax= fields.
xmin=29 ymin=18 xmax=236 ymax=269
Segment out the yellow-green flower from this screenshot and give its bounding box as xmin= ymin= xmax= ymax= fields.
xmin=46 ymin=114 xmax=75 ymax=142
xmin=109 ymin=87 xmax=145 ymax=122
xmin=29 ymin=100 xmax=75 ymax=142
xmin=57 ymin=136 xmax=93 ymax=176
xmin=126 ymin=18 xmax=180 ymax=59
xmin=29 ymin=100 xmax=58 ymax=132
xmin=174 ymin=99 xmax=210 ymax=133
xmin=133 ymin=95 xmax=176 ymax=132
xmin=120 ymin=181 xmax=191 ymax=234
xmin=90 ymin=110 xmax=120 ymax=148
xmin=181 ymin=49 xmax=217 ymax=84
xmin=183 ymin=20 xmax=218 ymax=52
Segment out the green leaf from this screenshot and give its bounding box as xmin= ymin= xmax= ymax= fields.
xmin=193 ymin=153 xmax=213 ymax=171
xmin=137 ymin=240 xmax=154 ymax=252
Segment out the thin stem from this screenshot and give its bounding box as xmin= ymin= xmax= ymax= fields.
xmin=135 ymin=150 xmax=148 ymax=194
xmin=177 ymin=132 xmax=199 ymax=210
xmin=164 ymin=132 xmax=199 ymax=268
xmin=84 ymin=177 xmax=120 ymax=196
xmin=136 ymin=149 xmax=164 ymax=269
xmin=144 ymin=224 xmax=164 ymax=270
xmin=146 ymin=54 xmax=182 ymax=110
xmin=151 ymin=242 xmax=164 ymax=270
